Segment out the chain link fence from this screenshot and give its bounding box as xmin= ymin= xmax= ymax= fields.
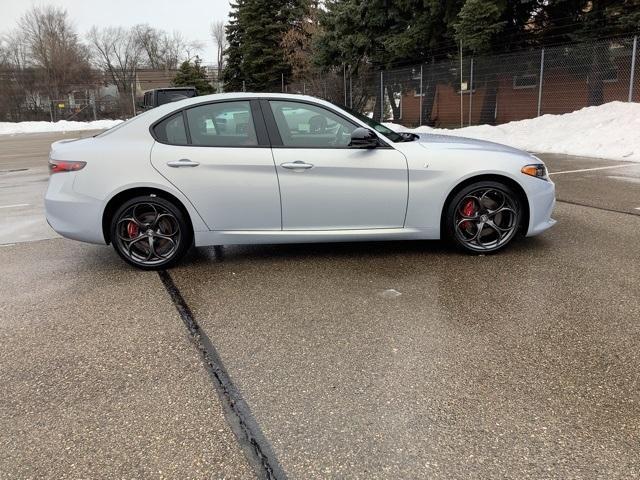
xmin=285 ymin=34 xmax=639 ymax=128
xmin=1 ymin=35 xmax=637 ymax=126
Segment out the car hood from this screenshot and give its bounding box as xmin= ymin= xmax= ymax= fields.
xmin=412 ymin=132 xmax=530 ymax=157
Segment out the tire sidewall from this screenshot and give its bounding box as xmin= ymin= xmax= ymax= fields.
xmin=110 ymin=195 xmax=192 ymax=270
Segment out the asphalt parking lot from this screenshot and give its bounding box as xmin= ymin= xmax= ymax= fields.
xmin=1 ymin=132 xmax=639 ymax=479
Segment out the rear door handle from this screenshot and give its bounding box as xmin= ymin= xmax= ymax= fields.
xmin=281 ymin=161 xmax=314 ymax=170
xmin=167 ymin=159 xmax=200 ymax=168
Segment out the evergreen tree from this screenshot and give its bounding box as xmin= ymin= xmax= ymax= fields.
xmin=172 ymin=56 xmax=215 ymax=95
xmin=222 ymin=0 xmax=246 ymax=91
xmin=222 ymin=0 xmax=307 ymax=92
xmin=314 ymin=0 xmax=464 ymax=121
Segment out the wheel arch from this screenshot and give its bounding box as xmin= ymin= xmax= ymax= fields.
xmin=102 ymin=187 xmax=194 ymax=244
xmin=440 ymin=174 xmax=530 ymax=237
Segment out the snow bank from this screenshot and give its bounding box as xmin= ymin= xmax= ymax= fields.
xmin=385 ymin=101 xmax=640 ymax=162
xmin=0 ymin=119 xmax=123 ymax=135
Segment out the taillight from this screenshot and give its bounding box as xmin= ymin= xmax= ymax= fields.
xmin=49 ymin=159 xmax=86 ymax=174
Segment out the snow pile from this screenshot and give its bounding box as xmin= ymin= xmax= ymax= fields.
xmin=0 ymin=119 xmax=123 ymax=135
xmin=385 ymin=101 xmax=640 ymax=162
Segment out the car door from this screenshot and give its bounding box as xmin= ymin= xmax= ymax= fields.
xmin=264 ymin=99 xmax=408 ymax=230
xmin=150 ymin=100 xmax=281 ymax=230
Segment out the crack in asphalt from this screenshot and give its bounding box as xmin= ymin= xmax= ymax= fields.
xmin=556 ymin=199 xmax=640 ymax=217
xmin=158 ymin=270 xmax=287 ymax=480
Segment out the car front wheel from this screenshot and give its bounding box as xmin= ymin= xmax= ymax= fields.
xmin=110 ymin=195 xmax=192 ymax=270
xmin=445 ymin=181 xmax=523 ymax=253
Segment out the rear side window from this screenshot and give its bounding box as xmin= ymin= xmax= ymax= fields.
xmin=185 ymin=101 xmax=257 ymax=147
xmin=154 ymin=113 xmax=188 ymax=145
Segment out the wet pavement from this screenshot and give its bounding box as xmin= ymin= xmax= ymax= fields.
xmin=0 ymin=240 xmax=254 ymax=478
xmin=1 ymin=132 xmax=639 ymax=478
xmin=543 ymin=153 xmax=640 ymax=215
xmin=169 ymin=202 xmax=640 ymax=478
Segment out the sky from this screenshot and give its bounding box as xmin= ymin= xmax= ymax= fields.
xmin=0 ymin=0 xmax=232 ymax=64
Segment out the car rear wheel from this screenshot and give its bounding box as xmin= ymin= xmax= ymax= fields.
xmin=110 ymin=195 xmax=192 ymax=270
xmin=445 ymin=181 xmax=523 ymax=253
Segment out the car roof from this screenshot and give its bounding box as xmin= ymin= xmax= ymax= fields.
xmin=102 ymin=93 xmax=364 ymax=139
xmin=141 ymin=92 xmax=342 ymax=125
xmin=162 ymin=92 xmax=329 ymax=108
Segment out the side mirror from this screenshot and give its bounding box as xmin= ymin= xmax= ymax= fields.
xmin=349 ymin=127 xmax=379 ymax=149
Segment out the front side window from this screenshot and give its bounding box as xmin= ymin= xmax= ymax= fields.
xmin=153 ymin=112 xmax=188 ymax=145
xmin=186 ymin=101 xmax=257 ymax=147
xmin=269 ymin=101 xmax=357 ymax=148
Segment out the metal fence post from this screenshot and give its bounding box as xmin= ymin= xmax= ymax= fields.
xmin=629 ymin=36 xmax=637 ymax=102
xmin=131 ymin=81 xmax=136 ymax=116
xmin=537 ymin=48 xmax=545 ymax=116
xmin=468 ymin=58 xmax=474 ymax=126
xmin=343 ymin=64 xmax=347 ymax=106
xmin=380 ymin=70 xmax=384 ymax=122
xmin=349 ymin=73 xmax=353 ymax=109
xmin=419 ymin=64 xmax=423 ymax=126
xmin=91 ymin=92 xmax=97 ymax=121
xmin=459 ymin=42 xmax=463 ymax=128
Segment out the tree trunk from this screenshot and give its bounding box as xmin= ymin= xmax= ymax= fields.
xmin=386 ymin=85 xmax=401 ymax=121
xmin=587 ymin=42 xmax=608 ymax=106
xmin=373 ymin=70 xmax=382 ymax=122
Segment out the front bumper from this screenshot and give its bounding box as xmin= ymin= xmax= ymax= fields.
xmin=44 ymin=172 xmax=106 ymax=245
xmin=525 ymin=177 xmax=556 ymax=237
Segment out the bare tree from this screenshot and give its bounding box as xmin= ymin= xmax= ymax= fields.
xmin=134 ymin=25 xmax=197 ymax=70
xmin=183 ymin=36 xmax=204 ymax=63
xmin=0 ymin=31 xmax=33 ymax=120
xmin=17 ymin=5 xmax=93 ymax=101
xmin=87 ymin=26 xmax=143 ymax=114
xmin=210 ymin=20 xmax=227 ymax=82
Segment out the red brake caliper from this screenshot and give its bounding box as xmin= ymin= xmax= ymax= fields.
xmin=127 ymin=221 xmax=139 ymax=238
xmin=460 ymin=199 xmax=476 ymax=231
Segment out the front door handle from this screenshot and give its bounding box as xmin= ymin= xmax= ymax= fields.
xmin=281 ymin=161 xmax=314 ymax=170
xmin=167 ymin=159 xmax=200 ymax=168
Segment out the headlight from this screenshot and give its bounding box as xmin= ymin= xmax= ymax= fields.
xmin=521 ymin=163 xmax=548 ymax=180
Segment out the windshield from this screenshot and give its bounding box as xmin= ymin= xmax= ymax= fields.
xmin=335 ymin=104 xmax=405 ymax=143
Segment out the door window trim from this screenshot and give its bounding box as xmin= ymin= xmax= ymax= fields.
xmin=260 ymin=98 xmax=391 ymax=149
xmin=150 ymin=99 xmax=270 ymax=148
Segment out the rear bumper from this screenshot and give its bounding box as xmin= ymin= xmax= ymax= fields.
xmin=526 ymin=178 xmax=556 ymax=237
xmin=44 ymin=172 xmax=106 ymax=245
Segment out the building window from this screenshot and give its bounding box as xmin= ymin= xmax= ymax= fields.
xmin=513 ymin=74 xmax=537 ymax=89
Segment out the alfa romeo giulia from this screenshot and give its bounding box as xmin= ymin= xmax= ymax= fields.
xmin=45 ymin=93 xmax=555 ymax=269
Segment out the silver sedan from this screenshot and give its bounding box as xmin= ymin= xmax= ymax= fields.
xmin=45 ymin=93 xmax=556 ymax=269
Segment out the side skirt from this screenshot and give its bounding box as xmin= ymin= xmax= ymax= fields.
xmin=194 ymin=227 xmax=438 ymax=247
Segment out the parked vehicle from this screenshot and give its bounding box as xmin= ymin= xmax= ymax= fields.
xmin=141 ymin=87 xmax=197 ymax=109
xmin=45 ymin=93 xmax=556 ymax=269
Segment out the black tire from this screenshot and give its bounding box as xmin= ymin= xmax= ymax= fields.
xmin=444 ymin=180 xmax=523 ymax=253
xmin=110 ymin=195 xmax=192 ymax=270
